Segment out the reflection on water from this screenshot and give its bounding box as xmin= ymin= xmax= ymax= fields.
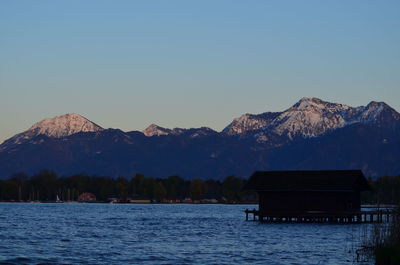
xmin=0 ymin=203 xmax=373 ymax=265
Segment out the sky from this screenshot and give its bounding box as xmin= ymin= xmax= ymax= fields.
xmin=1 ymin=0 xmax=399 ymax=143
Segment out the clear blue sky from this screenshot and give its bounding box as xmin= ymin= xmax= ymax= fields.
xmin=1 ymin=0 xmax=399 ymax=143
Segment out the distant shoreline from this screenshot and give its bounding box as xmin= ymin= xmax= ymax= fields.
xmin=1 ymin=201 xmax=398 ymax=209
xmin=0 ymin=200 xmax=258 ymax=205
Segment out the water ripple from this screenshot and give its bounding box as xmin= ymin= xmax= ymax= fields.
xmin=0 ymin=203 xmax=373 ymax=265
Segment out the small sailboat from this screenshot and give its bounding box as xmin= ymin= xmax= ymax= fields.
xmin=56 ymin=195 xmax=63 ymax=203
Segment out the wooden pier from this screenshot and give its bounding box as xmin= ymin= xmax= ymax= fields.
xmin=244 ymin=208 xmax=395 ymax=224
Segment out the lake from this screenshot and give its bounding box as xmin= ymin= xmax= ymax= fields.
xmin=0 ymin=203 xmax=373 ymax=265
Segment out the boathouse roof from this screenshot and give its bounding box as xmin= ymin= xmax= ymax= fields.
xmin=244 ymin=170 xmax=371 ymax=192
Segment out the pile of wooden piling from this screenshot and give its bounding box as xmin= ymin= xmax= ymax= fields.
xmin=244 ymin=209 xmax=395 ymax=223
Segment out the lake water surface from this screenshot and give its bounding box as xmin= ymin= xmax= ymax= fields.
xmin=0 ymin=203 xmax=373 ymax=265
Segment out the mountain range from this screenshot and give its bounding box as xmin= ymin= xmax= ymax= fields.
xmin=1 ymin=97 xmax=399 ymax=179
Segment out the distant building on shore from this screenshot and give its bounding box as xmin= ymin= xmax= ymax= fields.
xmin=78 ymin=192 xmax=96 ymax=202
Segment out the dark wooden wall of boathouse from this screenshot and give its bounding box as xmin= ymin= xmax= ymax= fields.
xmin=258 ymin=191 xmax=360 ymax=213
xmin=245 ymin=170 xmax=371 ymax=215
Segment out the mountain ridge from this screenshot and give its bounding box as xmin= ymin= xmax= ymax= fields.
xmin=0 ymin=98 xmax=399 ymax=179
xmin=2 ymin=98 xmax=398 ymax=143
xmin=224 ymin=97 xmax=399 ymax=141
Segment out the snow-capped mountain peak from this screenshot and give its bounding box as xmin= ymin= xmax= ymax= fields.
xmin=223 ymin=97 xmax=400 ymax=142
xmin=1 ymin=114 xmax=103 ymax=148
xmin=360 ymin=101 xmax=400 ymax=124
xmin=292 ymin=97 xmax=350 ymax=112
xmin=143 ymin=124 xmax=172 ymax=137
xmin=27 ymin=113 xmax=103 ymax=138
xmin=295 ymin=97 xmax=324 ymax=109
xmin=268 ymin=98 xmax=350 ymax=139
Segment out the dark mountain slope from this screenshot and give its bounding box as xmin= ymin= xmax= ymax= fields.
xmin=265 ymin=123 xmax=400 ymax=177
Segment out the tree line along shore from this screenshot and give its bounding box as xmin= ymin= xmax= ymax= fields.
xmin=0 ymin=170 xmax=399 ymax=204
xmin=0 ymin=170 xmax=255 ymax=203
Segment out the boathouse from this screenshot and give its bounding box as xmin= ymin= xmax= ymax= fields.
xmin=243 ymin=170 xmax=380 ymax=223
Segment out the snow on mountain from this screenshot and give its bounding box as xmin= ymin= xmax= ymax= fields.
xmin=142 ymin=124 xmax=188 ymax=137
xmin=222 ymin=112 xmax=280 ymax=136
xmin=2 ymin=114 xmax=103 ymax=147
xmin=2 ymin=97 xmax=399 ymax=152
xmin=143 ymin=124 xmax=172 ymax=137
xmin=268 ymin=97 xmax=351 ymax=139
xmin=359 ymin=101 xmax=400 ymax=124
xmin=28 ymin=113 xmax=103 ymax=138
xmin=224 ymin=97 xmax=400 ymax=141
xmin=223 ymin=97 xmax=352 ymax=138
xmin=266 ymin=98 xmax=400 ymax=139
xmin=142 ymin=124 xmax=216 ymax=138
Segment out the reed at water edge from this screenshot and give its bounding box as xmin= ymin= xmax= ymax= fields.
xmin=358 ymin=207 xmax=400 ymax=265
